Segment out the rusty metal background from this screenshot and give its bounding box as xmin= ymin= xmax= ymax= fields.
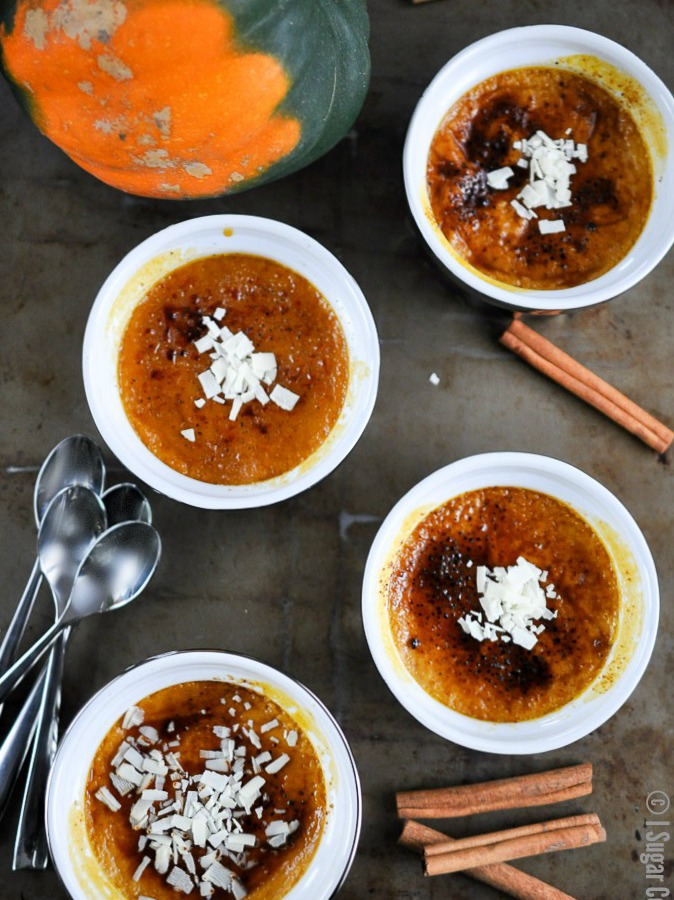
xmin=0 ymin=0 xmax=672 ymax=897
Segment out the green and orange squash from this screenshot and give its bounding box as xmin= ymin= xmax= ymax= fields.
xmin=0 ymin=0 xmax=370 ymax=198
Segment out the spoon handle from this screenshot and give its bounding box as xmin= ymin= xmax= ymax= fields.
xmin=0 ymin=559 xmax=42 ymax=677
xmin=0 ymin=620 xmax=65 ymax=706
xmin=13 ymin=630 xmax=70 ymax=870
xmin=0 ymin=668 xmax=46 ymax=823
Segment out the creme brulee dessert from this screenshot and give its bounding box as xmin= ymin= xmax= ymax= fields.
xmin=85 ymin=681 xmax=326 ymax=900
xmin=386 ymin=487 xmax=620 ymax=722
xmin=118 ymin=254 xmax=349 ymax=485
xmin=427 ymin=66 xmax=653 ymax=289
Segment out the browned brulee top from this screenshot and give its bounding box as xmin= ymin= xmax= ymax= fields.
xmin=387 ymin=488 xmax=620 ymax=722
xmin=427 ymin=67 xmax=653 ymax=289
xmin=85 ymin=681 xmax=326 ymax=899
xmin=118 ymin=253 xmax=349 ymax=485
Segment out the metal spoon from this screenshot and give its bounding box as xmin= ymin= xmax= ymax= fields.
xmin=0 ymin=672 xmax=48 ymax=828
xmin=0 ymin=436 xmax=105 ymax=683
xmin=36 ymin=486 xmax=108 ymax=620
xmin=13 ymin=483 xmax=151 ymax=869
xmin=33 ymin=436 xmax=105 ymax=524
xmin=0 ymin=480 xmax=107 ymax=686
xmin=0 ymin=521 xmax=161 ymax=706
xmin=0 ymin=486 xmax=107 ymax=824
xmin=101 ymin=483 xmax=152 ymax=528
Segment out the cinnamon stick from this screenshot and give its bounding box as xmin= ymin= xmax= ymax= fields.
xmin=396 ymin=762 xmax=592 ymax=819
xmin=500 ymin=319 xmax=673 ymax=455
xmin=425 ymin=813 xmax=601 ymax=857
xmin=400 ymin=819 xmax=579 ymax=900
xmin=425 ymin=816 xmax=606 ymax=876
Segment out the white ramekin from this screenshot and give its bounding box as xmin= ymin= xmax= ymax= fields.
xmin=403 ymin=25 xmax=674 ymax=312
xmin=46 ymin=650 xmax=361 ymax=899
xmin=362 ymin=452 xmax=659 ymax=754
xmin=83 ymin=215 xmax=379 ymax=508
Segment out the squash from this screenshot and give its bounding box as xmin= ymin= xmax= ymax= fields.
xmin=0 ymin=0 xmax=370 ymax=198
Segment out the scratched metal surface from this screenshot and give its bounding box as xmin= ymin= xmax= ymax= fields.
xmin=0 ymin=0 xmax=672 ymax=898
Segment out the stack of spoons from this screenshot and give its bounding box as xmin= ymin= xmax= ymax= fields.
xmin=0 ymin=434 xmax=162 ymax=870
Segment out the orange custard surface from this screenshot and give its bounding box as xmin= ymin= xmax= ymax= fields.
xmin=427 ymin=66 xmax=653 ymax=289
xmin=85 ymin=681 xmax=326 ymax=900
xmin=387 ymin=487 xmax=620 ymax=721
xmin=118 ymin=254 xmax=349 ymax=485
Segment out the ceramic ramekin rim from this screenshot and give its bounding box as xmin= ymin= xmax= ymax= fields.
xmin=403 ymin=24 xmax=674 ymax=312
xmin=362 ymin=451 xmax=660 ymax=754
xmin=82 ymin=214 xmax=380 ymax=509
xmin=46 ymin=649 xmax=362 ymax=900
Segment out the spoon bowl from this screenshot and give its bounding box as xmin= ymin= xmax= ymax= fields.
xmin=34 ymin=436 xmax=105 ymax=526
xmin=66 ymin=521 xmax=161 ymax=621
xmin=38 ymin=486 xmax=108 ymax=616
xmin=102 ymin=483 xmax=152 ymax=527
